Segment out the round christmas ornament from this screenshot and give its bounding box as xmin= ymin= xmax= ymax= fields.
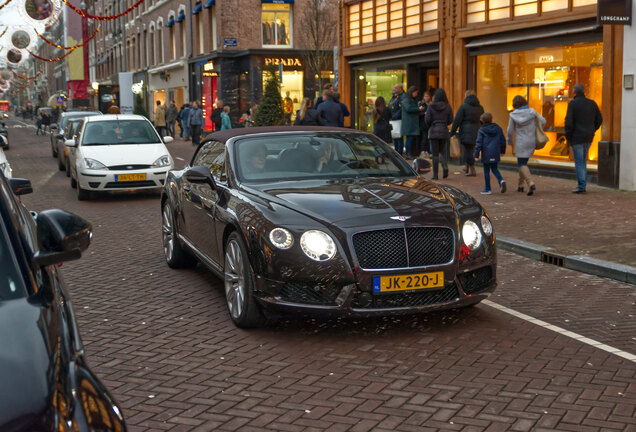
xmin=0 ymin=69 xmax=13 ymax=81
xmin=20 ymin=0 xmax=62 ymax=27
xmin=7 ymin=48 xmax=22 ymax=65
xmin=11 ymin=28 xmax=35 ymax=51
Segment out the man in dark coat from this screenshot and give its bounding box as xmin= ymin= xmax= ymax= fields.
xmin=333 ymin=92 xmax=350 ymax=128
xmin=314 ymin=82 xmax=333 ymax=110
xmin=210 ymin=99 xmax=223 ymax=132
xmin=450 ymin=91 xmax=484 ymax=176
xmin=388 ymin=84 xmax=406 ymax=154
xmin=317 ymin=89 xmax=343 ymax=127
xmin=425 ymin=88 xmax=454 ymax=179
xmin=565 ymin=83 xmax=602 ymax=194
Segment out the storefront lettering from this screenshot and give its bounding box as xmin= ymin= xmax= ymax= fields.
xmin=264 ymin=57 xmax=302 ymax=67
xmin=539 ymin=55 xmax=554 ymax=63
xmin=204 ymin=61 xmax=215 ymax=72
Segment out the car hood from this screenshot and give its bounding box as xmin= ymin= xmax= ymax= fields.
xmin=0 ymin=299 xmax=56 ymax=429
xmin=80 ymin=143 xmax=169 ymax=166
xmin=243 ymin=177 xmax=459 ymax=228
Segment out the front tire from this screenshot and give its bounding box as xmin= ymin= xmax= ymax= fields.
xmin=162 ymin=202 xmax=197 ymax=268
xmin=77 ymin=181 xmax=89 ymax=200
xmin=65 ymin=157 xmax=70 ymax=177
xmin=51 ymin=140 xmax=57 ymax=157
xmin=224 ymin=232 xmax=265 ymax=328
xmin=57 ymin=152 xmax=65 ymax=170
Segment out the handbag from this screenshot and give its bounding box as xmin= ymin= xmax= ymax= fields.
xmin=450 ymin=136 xmax=461 ymax=158
xmin=389 ymin=120 xmax=401 ymax=139
xmin=535 ymin=115 xmax=549 ymax=150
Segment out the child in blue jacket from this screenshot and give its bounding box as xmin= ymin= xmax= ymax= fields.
xmin=475 ymin=112 xmax=507 ymax=194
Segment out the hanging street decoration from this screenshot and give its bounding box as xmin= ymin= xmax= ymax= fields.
xmin=27 ymin=47 xmax=74 ymax=62
xmin=35 ymin=27 xmax=99 ymax=49
xmin=61 ymin=0 xmax=144 ymax=20
xmin=0 ymin=0 xmax=15 ymax=13
xmin=12 ymin=69 xmax=41 ymax=81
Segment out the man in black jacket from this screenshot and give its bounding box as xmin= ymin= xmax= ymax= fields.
xmin=210 ymin=99 xmax=223 ymax=132
xmin=565 ymin=84 xmax=602 ymax=193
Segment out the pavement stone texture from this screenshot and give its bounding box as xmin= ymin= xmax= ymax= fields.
xmin=4 ymin=121 xmax=635 ymax=431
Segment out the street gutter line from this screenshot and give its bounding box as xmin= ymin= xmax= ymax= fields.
xmin=483 ymin=300 xmax=636 ymax=363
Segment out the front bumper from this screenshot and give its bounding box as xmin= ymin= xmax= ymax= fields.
xmin=77 ymin=168 xmax=169 ymax=191
xmin=253 ymin=265 xmax=497 ymax=317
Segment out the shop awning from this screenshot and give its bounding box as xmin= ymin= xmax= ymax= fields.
xmin=204 ymin=0 xmax=215 ymax=8
xmin=192 ymin=2 xmax=202 ymax=14
xmin=176 ymin=11 xmax=185 ymax=22
xmin=165 ymin=17 xmax=175 ymax=27
xmin=465 ymin=22 xmax=599 ymax=49
xmin=348 ymin=48 xmax=438 ymax=65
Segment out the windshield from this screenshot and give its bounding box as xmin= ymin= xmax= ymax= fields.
xmin=0 ymin=217 xmax=26 ymax=301
xmin=82 ymin=120 xmax=161 ymax=146
xmin=234 ymin=133 xmax=414 ymax=183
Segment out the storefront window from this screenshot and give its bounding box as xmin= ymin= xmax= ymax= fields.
xmin=465 ymin=0 xmax=594 ymax=23
xmin=262 ymin=4 xmax=291 ymax=47
xmin=262 ymin=68 xmax=303 ymax=124
xmin=353 ymin=67 xmax=406 ymax=132
xmin=476 ymin=41 xmax=603 ymax=163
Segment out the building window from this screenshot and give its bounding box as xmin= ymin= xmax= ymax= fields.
xmin=465 ymin=0 xmax=596 ymax=25
xmin=262 ymin=3 xmax=291 ymax=47
xmin=475 ymin=41 xmax=603 ymax=163
xmin=348 ymin=0 xmax=437 ymax=47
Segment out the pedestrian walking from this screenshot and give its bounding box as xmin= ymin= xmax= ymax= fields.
xmin=372 ymin=96 xmax=392 ymax=144
xmin=333 ymin=92 xmax=350 ymax=128
xmin=402 ymin=86 xmax=422 ymax=158
xmin=294 ymin=98 xmax=323 ymax=126
xmin=450 ymin=90 xmax=484 ymax=177
xmin=180 ymin=104 xmax=191 ymax=140
xmin=314 ymin=82 xmax=333 ymax=110
xmin=41 ymin=110 xmax=51 ymax=134
xmin=210 ymin=99 xmax=223 ymax=132
xmin=188 ymin=101 xmax=204 ymax=147
xmin=221 ymin=106 xmax=232 ymax=130
xmin=388 ymin=83 xmax=406 ymax=155
xmin=475 ymin=112 xmax=507 ymax=195
xmin=418 ymin=91 xmax=431 ymax=158
xmin=507 ymin=95 xmax=545 ymax=196
xmin=317 ymin=89 xmax=343 ymax=127
xmin=565 ymin=83 xmax=603 ymax=194
xmin=425 ymin=88 xmax=454 ymax=180
xmin=35 ymin=111 xmax=43 ymax=135
xmin=165 ymin=100 xmax=178 ymax=138
xmin=154 ymin=101 xmax=167 ymax=137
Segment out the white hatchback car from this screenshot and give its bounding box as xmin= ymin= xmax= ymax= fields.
xmin=67 ymin=114 xmax=174 ymax=200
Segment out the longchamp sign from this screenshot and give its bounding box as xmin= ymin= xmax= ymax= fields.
xmin=598 ymin=0 xmax=632 ymax=25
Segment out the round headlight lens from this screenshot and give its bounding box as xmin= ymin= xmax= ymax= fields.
xmin=269 ymin=227 xmax=293 ymax=249
xmin=300 ymin=230 xmax=336 ymax=261
xmin=462 ymin=220 xmax=482 ymax=250
xmin=480 ymin=215 xmax=493 ymax=236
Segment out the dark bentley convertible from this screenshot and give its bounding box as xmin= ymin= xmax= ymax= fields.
xmin=161 ymin=127 xmax=497 ymax=327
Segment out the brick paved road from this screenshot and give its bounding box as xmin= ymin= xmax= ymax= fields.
xmin=5 ymin=120 xmax=635 ymax=432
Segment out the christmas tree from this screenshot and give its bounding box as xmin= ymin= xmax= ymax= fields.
xmin=254 ymin=66 xmax=285 ymax=126
xmin=133 ymin=93 xmax=148 ymax=119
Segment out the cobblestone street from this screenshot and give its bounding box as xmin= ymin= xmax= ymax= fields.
xmin=5 ymin=122 xmax=635 ymax=432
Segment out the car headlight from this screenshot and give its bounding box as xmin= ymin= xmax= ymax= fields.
xmin=480 ymin=215 xmax=492 ymax=236
xmin=300 ymin=230 xmax=336 ymax=261
xmin=152 ymin=155 xmax=171 ymax=168
xmin=269 ymin=227 xmax=293 ymax=249
xmin=84 ymin=158 xmax=108 ymax=170
xmin=462 ymin=220 xmax=482 ymax=250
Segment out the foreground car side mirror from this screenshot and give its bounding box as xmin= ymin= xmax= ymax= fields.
xmin=0 ymin=135 xmax=8 ymax=150
xmin=163 ymin=136 xmax=174 ymax=144
xmin=33 ymin=209 xmax=92 ymax=267
xmin=413 ymin=158 xmax=432 ymax=175
xmin=184 ymin=166 xmax=216 ymax=189
xmin=64 ymin=139 xmax=77 ymax=147
xmin=9 ymin=178 xmax=33 ymax=195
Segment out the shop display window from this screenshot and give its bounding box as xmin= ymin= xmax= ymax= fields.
xmin=262 ymin=70 xmax=303 ymax=124
xmin=262 ymin=3 xmax=291 ymax=47
xmin=353 ymin=67 xmax=406 ymax=132
xmin=476 ymin=41 xmax=603 ymax=163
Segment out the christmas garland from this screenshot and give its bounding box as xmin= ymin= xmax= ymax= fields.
xmin=62 ymin=0 xmax=145 ymax=21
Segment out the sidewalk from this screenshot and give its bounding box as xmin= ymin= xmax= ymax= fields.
xmin=433 ymin=162 xmax=636 ymax=283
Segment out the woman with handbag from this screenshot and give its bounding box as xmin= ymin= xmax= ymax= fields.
xmin=450 ymin=90 xmax=484 ymax=177
xmin=506 ymin=95 xmax=546 ymax=196
xmin=425 ymin=88 xmax=454 ymax=180
xmin=372 ymin=97 xmax=392 ymax=144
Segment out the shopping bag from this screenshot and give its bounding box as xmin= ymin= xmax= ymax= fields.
xmin=535 ymin=116 xmax=549 ymax=150
xmin=450 ymin=136 xmax=461 ymax=158
xmin=389 ymin=120 xmax=401 ymax=139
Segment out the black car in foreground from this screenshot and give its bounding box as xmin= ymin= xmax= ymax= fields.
xmin=0 ymin=174 xmax=126 ymax=431
xmin=161 ymin=127 xmax=497 ymax=328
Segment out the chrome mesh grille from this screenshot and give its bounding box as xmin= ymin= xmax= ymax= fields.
xmin=352 ymin=227 xmax=454 ymax=269
xmin=352 ymin=284 xmax=459 ymax=309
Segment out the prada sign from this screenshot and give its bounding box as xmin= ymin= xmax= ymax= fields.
xmin=264 ymin=57 xmax=302 ymax=67
xmin=598 ymin=0 xmax=632 ymax=25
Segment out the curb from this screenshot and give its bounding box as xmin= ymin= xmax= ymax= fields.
xmin=496 ymin=235 xmax=636 ymax=286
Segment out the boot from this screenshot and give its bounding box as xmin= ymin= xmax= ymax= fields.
xmin=462 ymin=164 xmax=468 ymax=173
xmin=466 ymin=165 xmax=476 ymax=177
xmin=431 ymin=156 xmax=439 ymax=180
xmin=443 ymin=168 xmax=449 ymax=179
xmin=519 ymin=165 xmax=535 ymax=195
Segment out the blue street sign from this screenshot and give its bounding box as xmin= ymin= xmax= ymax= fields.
xmin=224 ymin=38 xmax=237 ymax=47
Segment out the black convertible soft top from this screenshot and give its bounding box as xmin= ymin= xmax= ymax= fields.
xmin=203 ymin=126 xmax=365 ymax=143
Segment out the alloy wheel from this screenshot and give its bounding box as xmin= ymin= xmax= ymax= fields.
xmin=224 ymin=240 xmax=245 ymax=320
xmin=162 ymin=205 xmax=174 ymax=261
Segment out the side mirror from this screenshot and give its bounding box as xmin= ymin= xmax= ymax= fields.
xmin=8 ymin=178 xmax=33 ymax=196
xmin=413 ymin=158 xmax=432 ymax=175
xmin=184 ymin=166 xmax=216 ymax=189
xmin=0 ymin=135 xmax=7 ymax=150
xmin=64 ymin=139 xmax=77 ymax=147
xmin=32 ymin=209 xmax=92 ymax=267
xmin=163 ymin=136 xmax=174 ymax=144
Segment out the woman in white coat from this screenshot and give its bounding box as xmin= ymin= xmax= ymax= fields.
xmin=507 ymin=95 xmax=545 ymax=196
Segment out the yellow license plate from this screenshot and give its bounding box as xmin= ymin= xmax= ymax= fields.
xmin=116 ymin=173 xmax=146 ymax=182
xmin=373 ymin=271 xmax=444 ymax=293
